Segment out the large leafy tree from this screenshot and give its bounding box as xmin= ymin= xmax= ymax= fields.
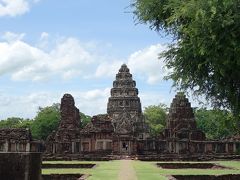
xmin=30 ymin=103 xmax=91 ymax=140
xmin=31 ymin=103 xmax=61 ymax=140
xmin=144 ymin=104 xmax=168 ymax=136
xmin=195 ymin=108 xmax=239 ymax=139
xmin=132 ymin=0 xmax=240 ymax=116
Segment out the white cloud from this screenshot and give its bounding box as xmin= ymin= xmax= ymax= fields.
xmin=0 ymin=0 xmax=39 ymax=17
xmin=1 ymin=31 xmax=25 ymax=42
xmin=0 ymin=32 xmax=206 ymax=119
xmin=0 ymin=34 xmax=97 ymax=81
xmin=0 ymin=91 xmax=59 ymax=119
xmin=93 ymin=44 xmax=170 ymax=85
xmin=74 ymin=88 xmax=111 ymax=115
xmin=128 ymin=44 xmax=169 ymax=84
xmin=0 ymin=88 xmax=207 ymax=120
xmin=0 ymin=40 xmax=39 ymax=76
xmin=94 ymin=61 xmax=123 ymax=78
xmin=0 ymin=0 xmax=30 ymax=17
xmin=0 ymin=32 xmax=171 ymax=84
xmin=0 ymin=88 xmax=111 ymax=119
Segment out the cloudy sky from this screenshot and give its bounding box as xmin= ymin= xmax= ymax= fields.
xmin=0 ymin=0 xmax=197 ymax=119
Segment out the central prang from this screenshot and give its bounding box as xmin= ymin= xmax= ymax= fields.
xmin=107 ymin=64 xmax=147 ymax=136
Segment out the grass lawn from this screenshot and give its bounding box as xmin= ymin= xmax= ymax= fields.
xmin=42 ymin=160 xmax=121 ymax=180
xmin=42 ymin=160 xmax=240 ymax=180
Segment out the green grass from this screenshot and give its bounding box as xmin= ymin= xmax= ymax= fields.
xmin=42 ymin=160 xmax=121 ymax=180
xmin=42 ymin=160 xmax=240 ymax=180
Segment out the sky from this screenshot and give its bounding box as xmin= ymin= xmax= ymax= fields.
xmin=0 ymin=0 xmax=199 ymax=119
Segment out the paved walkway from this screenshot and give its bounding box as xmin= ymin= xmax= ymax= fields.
xmin=118 ymin=160 xmax=138 ymax=180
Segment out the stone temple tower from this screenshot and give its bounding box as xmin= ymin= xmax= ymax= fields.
xmin=107 ymin=64 xmax=148 ymax=154
xmin=164 ymin=92 xmax=206 ymax=153
xmin=164 ymin=92 xmax=205 ymax=141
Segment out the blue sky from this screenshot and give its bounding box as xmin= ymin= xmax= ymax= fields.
xmin=0 ymin=0 xmax=196 ymax=119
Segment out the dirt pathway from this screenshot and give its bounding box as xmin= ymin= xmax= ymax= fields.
xmin=118 ymin=160 xmax=138 ymax=180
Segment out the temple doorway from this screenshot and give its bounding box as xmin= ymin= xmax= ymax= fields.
xmin=121 ymin=141 xmax=130 ymax=154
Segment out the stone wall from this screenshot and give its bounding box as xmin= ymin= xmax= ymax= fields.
xmin=0 ymin=152 xmax=42 ymax=180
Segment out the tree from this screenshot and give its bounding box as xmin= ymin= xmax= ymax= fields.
xmin=0 ymin=117 xmax=32 ymax=128
xmin=30 ymin=103 xmax=91 ymax=140
xmin=195 ymin=108 xmax=239 ymax=139
xmin=143 ymin=103 xmax=168 ymax=136
xmin=31 ymin=103 xmax=61 ymax=140
xmin=80 ymin=112 xmax=91 ymax=128
xmin=132 ymin=0 xmax=240 ymax=116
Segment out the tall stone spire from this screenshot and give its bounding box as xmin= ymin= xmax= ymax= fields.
xmin=107 ymin=64 xmax=146 ymax=136
xmin=107 ymin=64 xmax=142 ymax=117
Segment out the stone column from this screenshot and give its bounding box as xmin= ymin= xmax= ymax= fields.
xmin=176 ymin=142 xmax=179 ymax=154
xmin=233 ymin=143 xmax=236 ymax=153
xmin=103 ymin=141 xmax=107 ymax=150
xmin=4 ymin=141 xmax=8 ymax=152
xmin=52 ymin=144 xmax=55 ymax=154
xmin=16 ymin=143 xmax=19 ymax=152
xmin=26 ymin=143 xmax=30 ymax=152
xmin=204 ymin=143 xmax=207 ymax=153
xmin=72 ymin=142 xmax=75 ymax=153
xmin=225 ymin=143 xmax=229 ymax=153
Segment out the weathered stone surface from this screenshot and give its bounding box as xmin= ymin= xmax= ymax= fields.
xmin=107 ymin=64 xmax=148 ymax=137
xmin=58 ymin=94 xmax=80 ymax=130
xmin=42 ymin=163 xmax=95 ymax=168
xmin=0 ymin=152 xmax=42 ymax=180
xmin=164 ymin=92 xmax=205 ymax=141
xmin=170 ymin=174 xmax=240 ymax=180
xmin=45 ymin=93 xmax=81 ymax=154
xmin=0 ymin=128 xmax=32 ymax=142
xmin=0 ymin=128 xmax=42 ymax=152
xmin=81 ymin=114 xmax=113 ymax=134
xmin=157 ymin=162 xmax=229 ymax=169
xmin=42 ymin=174 xmax=84 ymax=180
xmin=79 ymin=64 xmax=149 ymax=155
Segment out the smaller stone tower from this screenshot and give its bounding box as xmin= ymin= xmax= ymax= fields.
xmin=164 ymin=92 xmax=205 ymax=153
xmin=45 ymin=94 xmax=81 ymax=154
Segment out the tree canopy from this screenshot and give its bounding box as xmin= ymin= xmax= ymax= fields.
xmin=0 ymin=103 xmax=92 ymax=140
xmin=31 ymin=103 xmax=61 ymax=140
xmin=132 ymin=0 xmax=240 ymax=116
xmin=195 ymin=108 xmax=239 ymax=139
xmin=31 ymin=103 xmax=91 ymax=140
xmin=143 ymin=103 xmax=168 ymax=136
xmin=0 ymin=117 xmax=33 ymax=129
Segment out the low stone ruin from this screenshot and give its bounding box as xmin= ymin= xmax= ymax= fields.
xmin=42 ymin=174 xmax=85 ymax=180
xmin=169 ymin=174 xmax=240 ymax=180
xmin=157 ymin=162 xmax=229 ymax=169
xmin=42 ymin=163 xmax=96 ymax=168
xmin=0 ymin=128 xmax=42 ymax=152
